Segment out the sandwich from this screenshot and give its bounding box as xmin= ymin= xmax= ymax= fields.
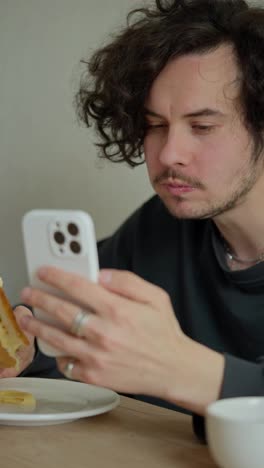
xmin=0 ymin=390 xmax=36 ymax=407
xmin=0 ymin=277 xmax=29 ymax=369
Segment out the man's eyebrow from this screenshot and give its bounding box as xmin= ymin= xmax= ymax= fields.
xmin=143 ymin=108 xmax=164 ymax=118
xmin=143 ymin=107 xmax=226 ymax=118
xmin=183 ymin=108 xmax=226 ymax=118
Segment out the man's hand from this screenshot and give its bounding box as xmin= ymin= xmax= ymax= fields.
xmin=20 ymin=267 xmax=224 ymax=415
xmin=0 ymin=306 xmax=35 ymax=378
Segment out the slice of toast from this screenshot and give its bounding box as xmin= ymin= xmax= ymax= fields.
xmin=0 ymin=278 xmax=29 ymax=369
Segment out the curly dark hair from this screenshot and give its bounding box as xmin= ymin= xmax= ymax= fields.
xmin=76 ymin=0 xmax=264 ymax=167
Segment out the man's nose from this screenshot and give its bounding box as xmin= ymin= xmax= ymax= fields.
xmin=158 ymin=127 xmax=194 ymax=167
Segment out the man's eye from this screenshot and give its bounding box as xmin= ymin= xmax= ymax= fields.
xmin=192 ymin=125 xmax=215 ymax=134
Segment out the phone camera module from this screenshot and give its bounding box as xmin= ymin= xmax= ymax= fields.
xmin=54 ymin=231 xmax=65 ymax=245
xmin=68 ymin=223 xmax=79 ymax=236
xmin=70 ymin=240 xmax=81 ymax=254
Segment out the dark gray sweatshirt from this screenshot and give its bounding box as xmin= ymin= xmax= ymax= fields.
xmin=22 ymin=195 xmax=264 ymax=442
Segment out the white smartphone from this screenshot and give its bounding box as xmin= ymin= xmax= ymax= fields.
xmin=22 ymin=209 xmax=99 ymax=357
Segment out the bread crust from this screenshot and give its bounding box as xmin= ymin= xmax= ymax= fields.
xmin=0 ymin=344 xmax=16 ymax=367
xmin=0 ymin=287 xmax=29 ymax=345
xmin=0 ymin=281 xmax=29 ymax=368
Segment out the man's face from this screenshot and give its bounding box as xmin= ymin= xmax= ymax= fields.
xmin=143 ymin=45 xmax=262 ymax=220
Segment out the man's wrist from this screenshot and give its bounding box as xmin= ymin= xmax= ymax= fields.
xmin=164 ymin=336 xmax=225 ymax=415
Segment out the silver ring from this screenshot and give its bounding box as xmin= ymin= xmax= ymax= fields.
xmin=70 ymin=309 xmax=90 ymax=337
xmin=63 ymin=360 xmax=75 ymax=380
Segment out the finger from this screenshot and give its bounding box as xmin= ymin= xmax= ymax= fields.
xmin=13 ymin=306 xmax=34 ymax=344
xmin=34 ymin=266 xmax=132 ymax=318
xmin=21 ymin=288 xmax=85 ymax=332
xmin=0 ymin=368 xmax=18 ymax=379
xmin=99 ymin=269 xmax=170 ymax=307
xmin=20 ymin=314 xmax=92 ymax=361
xmin=57 ymin=357 xmax=98 ymax=385
xmin=14 ymin=305 xmax=32 ymax=318
xmin=21 ymin=287 xmax=111 ymax=345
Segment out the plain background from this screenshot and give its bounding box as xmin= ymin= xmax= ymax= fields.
xmin=0 ymin=0 xmax=261 ymax=302
xmin=0 ymin=0 xmax=153 ymax=302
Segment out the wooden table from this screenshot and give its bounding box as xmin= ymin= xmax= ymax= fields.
xmin=1 ymin=396 xmax=217 ymax=468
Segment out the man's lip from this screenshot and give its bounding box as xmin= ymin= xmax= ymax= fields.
xmin=159 ymin=181 xmax=197 ymax=195
xmin=160 ymin=180 xmax=194 ymax=189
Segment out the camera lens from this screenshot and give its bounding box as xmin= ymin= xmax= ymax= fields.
xmin=68 ymin=223 xmax=79 ymax=236
xmin=54 ymin=231 xmax=65 ymax=245
xmin=70 ymin=240 xmax=81 ymax=254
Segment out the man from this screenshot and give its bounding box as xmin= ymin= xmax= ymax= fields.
xmin=9 ymin=0 xmax=264 ymax=441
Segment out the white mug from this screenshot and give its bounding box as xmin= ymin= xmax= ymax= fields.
xmin=206 ymin=397 xmax=264 ymax=468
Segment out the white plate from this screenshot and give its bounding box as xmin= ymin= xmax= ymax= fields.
xmin=0 ymin=378 xmax=120 ymax=426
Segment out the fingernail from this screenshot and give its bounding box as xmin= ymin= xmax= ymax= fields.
xmin=99 ymin=270 xmax=112 ymax=283
xmin=21 ymin=287 xmax=32 ymax=300
xmin=20 ymin=315 xmax=31 ymax=328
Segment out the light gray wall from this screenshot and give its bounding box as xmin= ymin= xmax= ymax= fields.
xmin=0 ymin=1 xmax=152 ymax=302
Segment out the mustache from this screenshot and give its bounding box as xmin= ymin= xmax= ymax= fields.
xmin=153 ymin=169 xmax=204 ymax=189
